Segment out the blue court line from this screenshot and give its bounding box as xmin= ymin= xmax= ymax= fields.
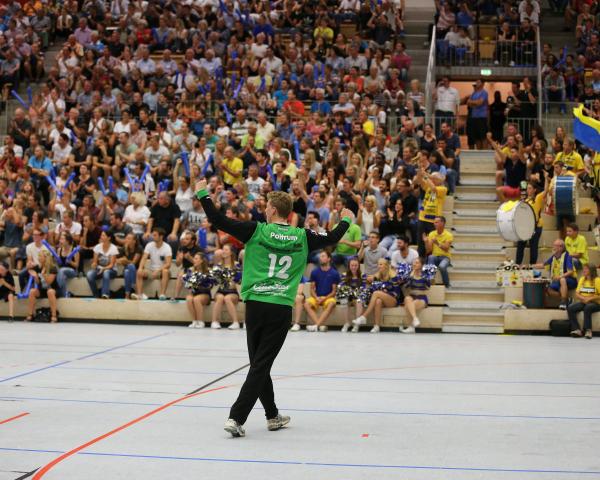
xmin=2 ymin=394 xmax=600 ymax=422
xmin=0 ymin=332 xmax=172 ymax=384
xmin=55 ymin=366 xmax=600 ymax=387
xmin=2 ymin=447 xmax=600 ymax=476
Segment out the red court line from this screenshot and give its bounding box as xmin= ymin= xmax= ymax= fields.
xmin=32 ymin=386 xmax=228 ymax=480
xmin=0 ymin=412 xmax=29 ymax=425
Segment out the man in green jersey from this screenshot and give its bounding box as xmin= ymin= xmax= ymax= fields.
xmin=195 ymin=179 xmax=354 ymax=437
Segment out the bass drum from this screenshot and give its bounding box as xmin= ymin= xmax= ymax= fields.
xmin=496 ymin=201 xmax=535 ymax=242
xmin=553 ymin=175 xmax=578 ymax=217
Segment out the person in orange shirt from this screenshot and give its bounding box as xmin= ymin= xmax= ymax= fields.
xmin=282 ymin=90 xmax=305 ymax=119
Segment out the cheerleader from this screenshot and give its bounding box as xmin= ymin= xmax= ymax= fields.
xmin=338 ymin=258 xmax=367 ymax=333
xmin=185 ymin=253 xmax=215 ymax=329
xmin=291 ymin=276 xmax=308 ymax=332
xmin=211 ymin=244 xmax=242 ymax=330
xmin=352 ymin=258 xmax=404 ymax=333
xmin=401 ymin=258 xmax=432 ymax=333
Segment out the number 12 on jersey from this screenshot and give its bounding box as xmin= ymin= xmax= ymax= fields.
xmin=267 ymin=253 xmax=292 ymax=280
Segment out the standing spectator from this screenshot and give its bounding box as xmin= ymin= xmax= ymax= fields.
xmin=0 ymin=207 xmax=24 ymax=269
xmin=416 ymin=171 xmax=447 ymax=257
xmin=305 ymin=250 xmax=341 ymax=331
xmin=332 ymin=211 xmax=362 ymax=265
xmin=567 ymin=263 xmax=600 ymax=339
xmin=516 ymin=182 xmax=544 ymax=264
xmin=425 ymin=216 xmax=452 ymax=288
xmin=134 ymin=227 xmax=173 ymax=301
xmin=464 ymin=79 xmax=489 ymax=150
xmin=357 ymin=195 xmax=381 ymax=238
xmin=86 ymin=231 xmax=119 ymax=299
xmin=544 ymin=69 xmax=567 ymax=114
xmin=433 ymin=76 xmax=459 ymax=135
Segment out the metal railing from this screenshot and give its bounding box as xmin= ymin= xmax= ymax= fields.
xmin=435 ymin=38 xmax=538 ymax=67
xmin=425 ymin=27 xmax=437 ymax=125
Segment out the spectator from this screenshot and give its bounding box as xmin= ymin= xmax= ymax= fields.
xmin=185 ymin=253 xmax=214 ymax=329
xmin=352 ymin=258 xmax=403 ymax=333
xmin=55 ymin=231 xmax=80 ymax=298
xmin=146 ymin=191 xmax=181 ymax=250
xmin=357 ymin=195 xmax=382 ymax=238
xmin=464 ymin=79 xmax=489 ymax=150
xmin=401 ymin=257 xmax=432 ymax=333
xmin=86 ymin=231 xmax=119 ymax=299
xmin=305 ymin=250 xmax=341 ymax=331
xmin=490 ymin=133 xmax=527 ymax=202
xmin=567 ymin=263 xmax=599 ymax=339
xmin=25 ymin=249 xmax=58 ymax=323
xmin=211 ymin=244 xmax=242 ymax=330
xmin=391 ymin=235 xmax=419 ymax=268
xmin=358 ymin=231 xmax=388 ymax=275
xmin=416 ymin=170 xmax=447 ymax=257
xmin=134 ymin=227 xmax=173 ymax=301
xmin=18 ymin=227 xmax=45 ymax=292
xmin=425 ymin=216 xmax=453 ymax=288
xmin=544 ymin=69 xmax=567 ymax=114
xmin=331 ymin=208 xmax=362 ymax=266
xmin=124 ymin=192 xmax=151 ymax=237
xmin=533 ymin=239 xmax=577 ymax=310
xmin=116 ymin=233 xmax=142 ymax=300
xmin=565 ymin=223 xmax=588 ymax=270
xmin=0 ymin=207 xmax=24 ymax=269
xmin=0 ymin=261 xmax=16 ymax=322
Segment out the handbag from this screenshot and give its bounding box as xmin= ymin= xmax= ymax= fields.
xmin=33 ymin=307 xmax=51 ymax=323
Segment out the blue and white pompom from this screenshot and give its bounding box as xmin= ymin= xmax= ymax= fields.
xmin=210 ymin=265 xmax=227 ymax=286
xmin=422 ymin=264 xmax=438 ymax=281
xmin=357 ymin=285 xmax=373 ymax=305
xmin=396 ymin=263 xmax=413 ymax=282
xmin=336 ymin=284 xmax=354 ymax=301
xmin=183 ymin=271 xmax=213 ymax=290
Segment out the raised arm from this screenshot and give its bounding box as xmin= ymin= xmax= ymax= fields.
xmin=195 ymin=179 xmax=257 ymax=244
xmin=306 ymin=208 xmax=354 ymax=252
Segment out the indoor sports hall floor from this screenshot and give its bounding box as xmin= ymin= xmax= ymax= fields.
xmin=1 ymin=322 xmax=599 ymax=480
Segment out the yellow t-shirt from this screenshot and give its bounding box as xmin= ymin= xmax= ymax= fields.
xmin=222 ymin=157 xmax=243 ymax=186
xmin=526 ymin=192 xmax=544 ymax=228
xmin=576 ymin=276 xmax=600 ymax=303
xmin=555 ymin=151 xmax=584 ymax=172
xmin=313 ymin=27 xmax=334 ymax=42
xmin=428 ymin=229 xmax=453 ymax=258
xmin=362 ymin=119 xmax=375 ymax=137
xmin=419 ymin=185 xmax=447 ymax=222
xmin=565 ymin=234 xmax=589 ymax=265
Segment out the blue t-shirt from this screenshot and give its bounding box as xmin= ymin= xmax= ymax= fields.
xmin=470 ymin=89 xmax=489 ymax=118
xmin=310 ymin=266 xmax=341 ymax=297
xmin=311 ymin=101 xmax=333 ymax=115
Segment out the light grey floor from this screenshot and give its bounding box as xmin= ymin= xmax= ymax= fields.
xmin=1 ymin=322 xmax=600 ymax=480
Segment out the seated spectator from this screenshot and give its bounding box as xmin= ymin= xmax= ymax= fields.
xmin=352 ymin=258 xmax=403 ymax=333
xmin=86 ymin=231 xmax=119 ymax=299
xmin=380 ymin=199 xmax=411 ymax=252
xmin=116 ymin=233 xmax=143 ymax=300
xmin=533 ymin=239 xmax=577 ymax=309
xmin=145 ymin=191 xmax=181 ymax=250
xmin=78 ymin=214 xmax=102 ymax=272
xmin=0 ymin=207 xmax=24 ymax=269
xmin=52 ymin=210 xmax=82 ymax=245
xmin=565 ymin=223 xmax=588 ymax=270
xmin=391 ymin=235 xmax=419 ymax=268
xmin=185 ymin=253 xmax=214 ymax=329
xmin=425 ymin=216 xmax=452 ymax=288
xmin=211 ymin=244 xmax=242 ymax=330
xmin=358 ymin=231 xmax=388 ymax=275
xmin=567 ymin=263 xmax=599 ymax=339
xmin=25 ymin=249 xmax=58 ymax=323
xmin=305 ymin=250 xmax=341 ymax=331
xmin=134 ymin=227 xmax=173 ymax=301
xmin=55 ymin=232 xmax=80 ymax=298
xmin=18 ymin=227 xmax=45 ymax=292
xmin=401 ymin=257 xmax=432 ymax=333
xmin=124 ymin=192 xmax=151 ymax=237
xmin=0 ymin=261 xmax=16 ymax=322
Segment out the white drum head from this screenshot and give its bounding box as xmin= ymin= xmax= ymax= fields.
xmin=513 ymin=202 xmax=535 ymax=241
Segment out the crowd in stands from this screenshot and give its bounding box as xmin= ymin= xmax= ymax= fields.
xmin=0 ymin=0 xmax=456 ymax=331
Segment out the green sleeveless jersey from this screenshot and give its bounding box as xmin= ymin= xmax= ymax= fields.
xmin=241 ymin=222 xmax=308 ymax=307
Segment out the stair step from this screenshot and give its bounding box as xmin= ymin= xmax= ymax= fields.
xmin=452 ymin=225 xmax=499 ymax=234
xmin=451 ymin=251 xmax=507 ymax=263
xmin=451 ymin=261 xmax=501 ymax=270
xmin=442 ymin=309 xmax=505 ymax=333
xmin=453 ymin=209 xmax=498 ymax=217
xmin=453 ymin=242 xmax=506 ymax=252
xmin=455 ymin=193 xmax=498 ymax=202
xmin=455 ymin=185 xmax=497 ymax=195
xmin=459 ymin=177 xmax=496 ymax=186
xmin=452 ymin=217 xmax=498 ymax=228
xmin=445 ymin=301 xmax=504 ymax=310
xmin=449 ymin=269 xmax=497 ymax=282
xmin=449 ymin=280 xmax=500 ymax=289
xmin=452 ymin=233 xmax=507 ymax=244
xmin=445 ymin=288 xmax=505 ymax=303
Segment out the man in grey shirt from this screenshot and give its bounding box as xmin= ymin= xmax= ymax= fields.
xmin=358 ymin=232 xmax=388 ymax=275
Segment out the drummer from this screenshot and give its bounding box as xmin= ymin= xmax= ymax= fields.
xmin=532 ymin=239 xmax=577 ymax=310
xmin=516 ymin=181 xmax=544 ymax=265
xmin=488 ymin=133 xmax=527 ymax=203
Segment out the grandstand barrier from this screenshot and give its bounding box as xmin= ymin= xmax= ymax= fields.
xmin=504 ymin=308 xmax=600 ymax=332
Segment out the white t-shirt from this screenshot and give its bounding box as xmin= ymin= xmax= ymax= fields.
xmin=123 ymin=205 xmax=151 ymax=235
xmin=246 ymin=176 xmax=266 ymax=198
xmin=145 ymin=145 xmax=170 ymax=167
xmin=390 ymin=248 xmax=419 ymax=269
xmin=26 ymin=242 xmax=44 ymax=266
xmin=52 ymin=143 xmax=72 ymax=165
xmin=175 ymin=187 xmax=194 ymax=214
xmin=54 ymin=203 xmax=77 ymax=221
xmin=144 ymin=241 xmax=172 ymax=271
xmin=54 ymin=220 xmax=82 ymax=237
xmin=93 ymin=243 xmax=119 ymax=267
xmin=113 ymin=121 xmax=131 ymax=135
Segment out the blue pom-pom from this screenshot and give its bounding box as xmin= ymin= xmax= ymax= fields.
xmin=422 ymin=264 xmax=438 ymax=281
xmin=396 ymin=263 xmax=412 ymax=282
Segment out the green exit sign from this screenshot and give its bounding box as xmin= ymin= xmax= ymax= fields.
xmin=481 ymin=69 xmax=492 ymax=76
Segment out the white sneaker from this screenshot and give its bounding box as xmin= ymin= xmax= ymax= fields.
xmin=228 ymin=322 xmax=241 ymax=330
xmin=401 ymin=326 xmax=416 ymax=334
xmin=211 ymin=321 xmax=222 ymax=329
xmin=188 ymin=321 xmax=197 ymax=328
xmin=412 ymin=317 xmax=421 ymax=328
xmin=224 ymin=418 xmax=245 ymax=437
xmin=352 ymin=315 xmax=367 ymax=326
xmin=267 ymin=414 xmax=290 ymax=431
xmin=140 ymin=293 xmax=148 ymax=300
xmin=306 ymin=325 xmax=318 ymax=332
xmin=341 ymin=323 xmax=351 ymax=332
xmin=351 ymin=324 xmax=360 ymax=333
xmin=370 ymin=325 xmax=380 ymax=333
xmin=196 ymin=321 xmax=205 ymax=328
xmin=130 ymin=293 xmax=139 ymax=300
xmin=290 ymin=323 xmax=301 ymax=332
xmin=158 ymin=294 xmax=167 ymax=301
xmin=318 ymin=325 xmax=328 ymax=332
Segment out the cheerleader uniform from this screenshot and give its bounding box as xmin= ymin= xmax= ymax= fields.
xmin=404 ymin=275 xmax=431 ymax=306
xmin=372 ymin=278 xmax=404 ymax=306
xmin=215 ymin=264 xmax=242 ymax=298
xmin=186 ymin=268 xmax=214 ymax=302
xmin=338 ymin=275 xmax=367 ymax=302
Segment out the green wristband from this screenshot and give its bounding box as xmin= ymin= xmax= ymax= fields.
xmin=342 ymin=216 xmax=352 ymax=224
xmin=196 ymin=189 xmax=209 ymax=200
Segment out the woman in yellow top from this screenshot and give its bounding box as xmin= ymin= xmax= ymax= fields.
xmin=516 ymin=182 xmax=544 ymax=264
xmin=567 ymin=263 xmax=600 ymax=339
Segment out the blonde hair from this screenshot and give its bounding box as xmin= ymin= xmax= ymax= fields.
xmin=267 ymin=191 xmax=293 ymax=218
xmin=131 ymin=192 xmax=147 ymax=207
xmin=304 ymin=148 xmax=316 ymax=168
xmin=374 ymin=258 xmax=394 ymax=282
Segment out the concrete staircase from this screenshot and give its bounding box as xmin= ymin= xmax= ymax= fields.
xmin=443 ymin=150 xmax=509 ymax=333
xmin=402 ymin=5 xmax=435 ymax=85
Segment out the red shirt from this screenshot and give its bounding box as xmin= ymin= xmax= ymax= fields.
xmin=283 ymin=100 xmax=305 ymax=116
